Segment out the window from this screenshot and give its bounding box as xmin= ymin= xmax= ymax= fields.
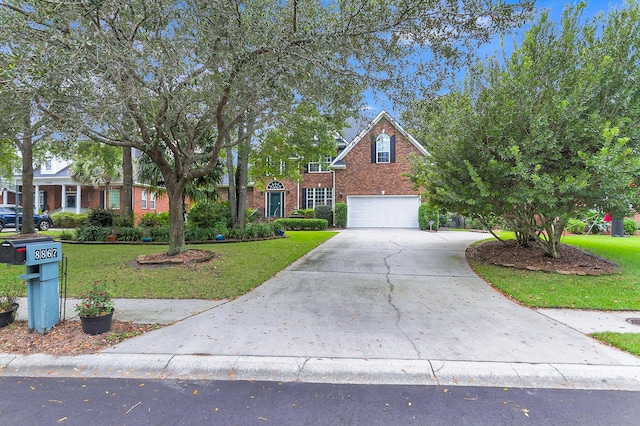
xmin=376 ymin=134 xmax=390 ymax=163
xmin=305 ymin=187 xmax=333 ymax=209
xmin=308 ymin=156 xmax=333 ymax=173
xmin=109 ymin=190 xmax=120 ymax=209
xmin=141 ymin=190 xmax=148 ymax=209
xmin=44 ymin=159 xmax=52 ymax=171
xmin=150 ymin=192 xmax=156 ymax=210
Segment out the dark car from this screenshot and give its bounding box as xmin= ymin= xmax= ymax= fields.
xmin=0 ymin=204 xmax=54 ymax=231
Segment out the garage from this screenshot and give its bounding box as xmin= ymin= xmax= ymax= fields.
xmin=347 ymin=195 xmax=420 ymax=228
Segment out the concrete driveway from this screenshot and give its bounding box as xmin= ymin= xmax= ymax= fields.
xmin=107 ymin=229 xmax=637 ymax=367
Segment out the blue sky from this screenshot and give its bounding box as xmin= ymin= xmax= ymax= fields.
xmin=364 ymin=0 xmax=623 ymax=117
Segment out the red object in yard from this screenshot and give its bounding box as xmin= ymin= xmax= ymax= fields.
xmin=604 ymin=212 xmax=612 ymax=222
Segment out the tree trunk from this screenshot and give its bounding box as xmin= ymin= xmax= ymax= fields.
xmin=19 ymin=118 xmax=35 ymax=234
xmin=226 ymin=140 xmax=239 ymax=228
xmin=235 ymin=143 xmax=249 ymax=228
xmin=166 ymin=183 xmax=187 ymax=255
xmin=121 ymin=146 xmax=133 ymax=225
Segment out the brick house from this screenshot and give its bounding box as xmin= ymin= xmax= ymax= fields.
xmin=239 ymin=111 xmax=428 ymax=228
xmin=3 ymin=157 xmax=169 ymax=221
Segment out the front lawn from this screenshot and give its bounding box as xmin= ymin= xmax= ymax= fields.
xmin=469 ymin=234 xmax=640 ymax=310
xmin=0 ymin=231 xmax=336 ymax=300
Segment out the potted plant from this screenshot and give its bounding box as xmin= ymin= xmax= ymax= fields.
xmin=0 ymin=280 xmax=21 ymax=328
xmin=75 ymin=279 xmax=115 ymax=335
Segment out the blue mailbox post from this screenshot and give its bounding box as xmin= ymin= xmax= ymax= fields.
xmin=0 ymin=238 xmax=62 ymax=333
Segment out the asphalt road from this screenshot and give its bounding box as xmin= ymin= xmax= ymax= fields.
xmin=2 ymin=377 xmax=639 ymax=425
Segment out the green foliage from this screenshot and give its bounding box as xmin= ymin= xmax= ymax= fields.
xmin=314 ymin=205 xmax=333 ymax=225
xmin=140 ymin=212 xmax=170 ymax=227
xmin=592 ymin=333 xmax=640 ymax=357
xmin=584 ymin=210 xmax=608 ymax=235
xmin=418 ymin=204 xmax=449 ymax=230
xmin=58 ymin=230 xmax=75 ymax=240
xmin=74 ymin=279 xmax=115 ymax=317
xmin=188 ymin=201 xmax=231 ymax=229
xmin=185 ymin=226 xmax=218 ymax=242
xmin=407 ymin=2 xmax=640 ymax=258
xmin=50 ymin=211 xmax=88 ymax=228
xmin=115 ymin=227 xmax=143 ymax=242
xmin=149 ymin=226 xmax=170 ymax=242
xmin=334 ymin=203 xmax=347 ymax=228
xmin=624 ymin=219 xmax=639 ymax=235
xmin=274 ymin=218 xmax=328 ymax=230
xmin=86 ymin=208 xmax=115 ymax=227
xmin=75 ymin=226 xmax=113 ymax=242
xmin=566 ymin=219 xmax=586 ymax=235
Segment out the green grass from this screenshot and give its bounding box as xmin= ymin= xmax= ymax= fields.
xmin=591 ymin=332 xmax=640 ymax=356
xmin=469 ymin=234 xmax=640 ymax=310
xmin=0 ymin=231 xmax=336 ymax=300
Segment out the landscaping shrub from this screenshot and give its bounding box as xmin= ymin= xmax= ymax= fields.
xmin=624 ymin=219 xmax=638 ymax=235
xmin=314 ymin=205 xmax=333 ymax=225
xmin=566 ymin=219 xmax=586 ymax=235
xmin=115 ymin=227 xmax=143 ymax=241
xmin=188 ymin=201 xmax=231 ymax=228
xmin=300 ymin=208 xmax=315 ymax=218
xmin=149 ymin=226 xmax=170 ymax=242
xmin=140 ymin=212 xmax=170 ymax=227
xmin=418 ymin=204 xmax=449 ymax=230
xmin=76 ymin=225 xmax=113 ymax=242
xmin=186 ymin=226 xmax=217 ymax=242
xmin=274 ymin=218 xmax=328 ymax=230
xmin=466 ymin=217 xmax=484 ymax=230
xmin=86 ymin=208 xmax=115 ymax=227
xmin=50 ymin=211 xmax=87 ymax=228
xmin=334 ymin=203 xmax=347 ymax=228
xmin=584 ymin=210 xmax=608 ymax=234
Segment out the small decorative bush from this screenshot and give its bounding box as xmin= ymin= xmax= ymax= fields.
xmin=624 ymin=219 xmax=638 ymax=235
xmin=334 ymin=203 xmax=347 ymax=228
xmin=76 ymin=225 xmax=113 ymax=242
xmin=188 ymin=201 xmax=231 ymax=228
xmin=274 ymin=218 xmax=328 ymax=230
xmin=149 ymin=226 xmax=170 ymax=242
xmin=566 ymin=219 xmax=586 ymax=235
xmin=314 ymin=205 xmax=333 ymax=225
xmin=418 ymin=204 xmax=449 ymax=231
xmin=75 ymin=279 xmax=114 ymax=317
xmin=86 ymin=208 xmax=115 ymax=227
xmin=140 ymin=212 xmax=170 ymax=227
xmin=50 ymin=211 xmax=88 ymax=228
xmin=115 ymin=227 xmax=143 ymax=241
xmin=584 ymin=210 xmax=608 ymax=234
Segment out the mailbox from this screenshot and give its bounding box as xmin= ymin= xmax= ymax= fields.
xmin=1 ymin=237 xmax=61 ymax=333
xmin=0 ymin=237 xmax=54 ymax=265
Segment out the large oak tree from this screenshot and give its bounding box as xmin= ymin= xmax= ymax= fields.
xmin=2 ymin=0 xmax=532 ymax=254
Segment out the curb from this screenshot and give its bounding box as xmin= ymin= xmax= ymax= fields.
xmin=2 ymin=353 xmax=640 ymax=391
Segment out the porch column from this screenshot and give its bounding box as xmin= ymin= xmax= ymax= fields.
xmin=76 ymin=184 xmax=81 ymax=213
xmin=61 ymin=185 xmax=67 ymax=211
xmin=2 ymin=189 xmax=7 ymax=204
xmin=34 ymin=185 xmax=40 ymax=211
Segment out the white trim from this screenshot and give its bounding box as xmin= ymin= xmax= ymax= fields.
xmin=330 ymin=111 xmax=429 ymax=168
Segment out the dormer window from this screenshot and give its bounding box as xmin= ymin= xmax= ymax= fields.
xmin=44 ymin=159 xmax=52 ymax=171
xmin=307 ymin=156 xmax=333 ymax=173
xmin=376 ymin=133 xmax=390 ymax=163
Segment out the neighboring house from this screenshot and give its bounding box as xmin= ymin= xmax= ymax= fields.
xmin=237 ymin=110 xmax=429 ymax=228
xmin=2 ymin=157 xmax=169 ymax=220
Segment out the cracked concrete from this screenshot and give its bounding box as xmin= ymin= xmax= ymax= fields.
xmin=5 ymin=229 xmax=640 ymax=389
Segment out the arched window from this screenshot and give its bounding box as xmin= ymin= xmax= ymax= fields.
xmin=266 ymin=181 xmax=285 ymax=191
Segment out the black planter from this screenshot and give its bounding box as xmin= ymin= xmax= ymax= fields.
xmin=0 ymin=303 xmax=19 ymax=328
xmin=80 ymin=308 xmax=114 ymax=335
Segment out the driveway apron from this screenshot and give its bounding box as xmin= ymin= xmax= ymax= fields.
xmin=106 ymin=229 xmax=639 ymax=366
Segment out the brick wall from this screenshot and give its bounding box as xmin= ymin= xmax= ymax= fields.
xmin=334 ymin=117 xmax=422 ymax=199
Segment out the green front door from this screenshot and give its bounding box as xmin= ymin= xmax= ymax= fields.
xmin=267 ymin=191 xmax=284 ymax=217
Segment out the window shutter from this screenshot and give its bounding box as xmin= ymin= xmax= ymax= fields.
xmin=306 ymin=163 xmax=310 ymax=173
xmin=390 ymin=135 xmax=396 ymax=163
xmin=371 ymin=135 xmax=376 ymax=163
xmin=302 ymin=188 xmax=307 ymax=209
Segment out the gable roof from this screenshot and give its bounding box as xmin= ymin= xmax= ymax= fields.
xmin=330 ymin=110 xmax=428 ymax=169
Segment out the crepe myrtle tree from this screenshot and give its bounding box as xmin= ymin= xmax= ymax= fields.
xmin=3 ymin=0 xmax=533 ymax=255
xmin=406 ymin=2 xmax=640 ymax=258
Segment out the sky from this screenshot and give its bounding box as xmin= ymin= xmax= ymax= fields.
xmin=364 ymin=0 xmax=625 ymax=117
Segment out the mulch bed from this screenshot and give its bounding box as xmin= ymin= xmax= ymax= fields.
xmin=466 ymin=240 xmax=619 ymax=276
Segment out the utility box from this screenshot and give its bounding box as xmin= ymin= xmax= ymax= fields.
xmin=1 ymin=237 xmax=62 ymax=333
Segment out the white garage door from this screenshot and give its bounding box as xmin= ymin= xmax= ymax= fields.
xmin=347 ymin=196 xmax=420 ymax=228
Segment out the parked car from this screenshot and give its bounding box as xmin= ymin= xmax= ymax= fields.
xmin=0 ymin=204 xmax=54 ymax=231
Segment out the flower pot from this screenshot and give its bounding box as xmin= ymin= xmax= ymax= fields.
xmin=0 ymin=303 xmax=19 ymax=328
xmin=80 ymin=308 xmax=114 ymax=335
xmin=106 ymin=234 xmax=117 ymax=243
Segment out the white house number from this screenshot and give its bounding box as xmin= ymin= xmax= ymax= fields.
xmin=33 ymin=248 xmax=58 ymax=260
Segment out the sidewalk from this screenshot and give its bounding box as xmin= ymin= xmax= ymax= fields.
xmin=2 ymin=230 xmax=640 ymax=390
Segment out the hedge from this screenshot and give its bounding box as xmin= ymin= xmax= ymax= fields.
xmin=334 ymin=203 xmax=347 ymax=228
xmin=274 ymin=218 xmax=328 ymax=230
